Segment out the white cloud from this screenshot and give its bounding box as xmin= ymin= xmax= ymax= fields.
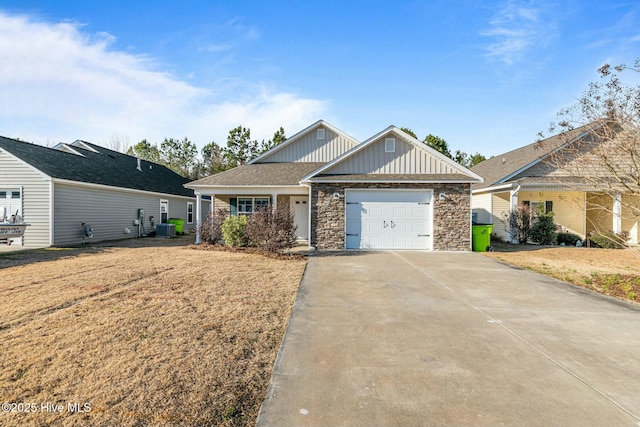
xmin=0 ymin=12 xmax=325 ymax=149
xmin=482 ymin=0 xmax=557 ymax=65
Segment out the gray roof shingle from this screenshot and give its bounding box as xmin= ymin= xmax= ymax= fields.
xmin=187 ymin=162 xmax=326 ymax=187
xmin=471 ymin=125 xmax=590 ymax=190
xmin=0 ymin=136 xmax=194 ymax=197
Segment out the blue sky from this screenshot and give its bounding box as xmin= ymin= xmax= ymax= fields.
xmin=1 ymin=1 xmax=639 ymax=157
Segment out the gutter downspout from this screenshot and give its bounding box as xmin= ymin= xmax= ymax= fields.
xmin=509 ymin=184 xmax=521 ymax=244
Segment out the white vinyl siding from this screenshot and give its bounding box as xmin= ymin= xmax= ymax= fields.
xmin=491 ymin=192 xmax=511 ymax=242
xmin=472 ymin=193 xmax=492 ymax=224
xmin=259 ymin=126 xmax=356 ymax=162
xmin=322 ymin=137 xmax=459 ymax=175
xmin=0 ymin=150 xmax=51 ymax=247
xmin=53 ymin=183 xmax=195 ymax=246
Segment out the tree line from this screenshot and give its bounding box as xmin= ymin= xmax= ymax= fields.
xmin=125 ymin=126 xmax=286 ymax=179
xmin=126 ymin=125 xmax=485 ymax=179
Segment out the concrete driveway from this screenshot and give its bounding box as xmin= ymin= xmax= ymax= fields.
xmin=257 ymin=251 xmax=640 ymax=427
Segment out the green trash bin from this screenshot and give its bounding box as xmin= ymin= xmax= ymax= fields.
xmin=168 ymin=218 xmax=184 ymax=234
xmin=472 ymin=224 xmax=493 ymax=252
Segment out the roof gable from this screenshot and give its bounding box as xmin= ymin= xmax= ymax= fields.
xmin=303 ymin=126 xmax=483 ymax=182
xmin=0 ymin=136 xmax=194 ymax=197
xmin=249 ymin=120 xmax=359 ymax=164
xmin=471 ymin=124 xmax=593 ymax=190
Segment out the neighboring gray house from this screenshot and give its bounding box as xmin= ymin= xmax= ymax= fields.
xmin=186 ymin=120 xmax=483 ymax=251
xmin=0 ymin=137 xmax=206 ymax=247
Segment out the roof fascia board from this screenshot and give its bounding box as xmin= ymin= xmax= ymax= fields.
xmin=52 ymin=178 xmax=194 ymax=200
xmin=306 ymin=179 xmax=479 ymax=184
xmin=70 ymin=140 xmax=101 ymax=153
xmin=471 ymin=183 xmax=515 ymax=194
xmin=52 ymin=143 xmax=85 ymax=157
xmin=302 ymin=126 xmax=484 ymax=182
xmin=0 ymin=147 xmax=52 ymax=181
xmin=248 ymin=120 xmax=360 ymax=164
xmin=189 ymin=186 xmax=308 ymax=196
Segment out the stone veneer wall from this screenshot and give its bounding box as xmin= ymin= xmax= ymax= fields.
xmin=311 ymin=182 xmax=471 ymax=251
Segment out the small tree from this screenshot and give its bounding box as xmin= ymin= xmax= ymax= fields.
xmin=504 ymin=204 xmax=535 ymax=243
xmin=245 ymin=204 xmax=297 ymax=253
xmin=530 ymin=212 xmax=558 ymax=245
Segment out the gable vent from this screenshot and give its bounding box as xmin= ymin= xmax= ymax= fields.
xmin=385 ymin=138 xmax=396 ymax=153
xmin=317 ymin=129 xmax=325 ymax=140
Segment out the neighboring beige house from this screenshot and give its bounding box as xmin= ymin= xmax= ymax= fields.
xmin=471 ymin=125 xmax=640 ymax=244
xmin=0 ymin=137 xmax=206 ymax=247
xmin=186 ymin=120 xmax=484 ymax=251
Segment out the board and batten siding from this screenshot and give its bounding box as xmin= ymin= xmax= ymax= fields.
xmin=53 ymin=183 xmax=196 ymax=246
xmin=322 ymin=137 xmax=458 ymax=175
xmin=0 ymin=150 xmax=51 ymax=247
xmin=259 ymin=126 xmax=356 ymax=163
xmin=471 ymin=193 xmax=492 ymax=224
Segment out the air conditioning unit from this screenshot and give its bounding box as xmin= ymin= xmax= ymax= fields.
xmin=156 ymin=223 xmax=175 ymax=238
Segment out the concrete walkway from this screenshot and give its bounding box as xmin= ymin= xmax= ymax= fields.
xmin=257 ymin=251 xmax=640 ymax=427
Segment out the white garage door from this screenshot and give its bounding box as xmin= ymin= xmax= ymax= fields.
xmin=345 ymin=190 xmax=433 ymax=250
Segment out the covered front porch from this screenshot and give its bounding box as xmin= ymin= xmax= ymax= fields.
xmin=191 ymin=185 xmax=311 ymax=244
xmin=474 ymin=186 xmax=640 ymax=245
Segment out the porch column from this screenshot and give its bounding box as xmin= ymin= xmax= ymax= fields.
xmin=509 ymin=185 xmax=520 ymax=244
xmin=195 ymin=193 xmax=202 ymax=244
xmin=613 ymin=192 xmax=622 ymax=234
xmin=272 ymin=192 xmax=278 ymax=210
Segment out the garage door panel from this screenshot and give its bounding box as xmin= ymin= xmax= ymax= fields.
xmin=345 ymin=190 xmax=432 ymax=250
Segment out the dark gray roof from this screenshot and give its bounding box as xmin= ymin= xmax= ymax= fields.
xmin=308 ymin=173 xmax=480 ymax=182
xmin=187 ymin=162 xmax=326 ymax=187
xmin=0 ymin=136 xmax=194 ymax=197
xmin=471 ymin=125 xmax=590 ymax=190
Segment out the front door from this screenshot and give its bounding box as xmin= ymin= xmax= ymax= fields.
xmin=290 ymin=196 xmax=309 ymax=240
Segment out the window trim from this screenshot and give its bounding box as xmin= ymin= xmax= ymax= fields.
xmin=187 ymin=202 xmax=194 ymax=224
xmin=236 ymin=196 xmax=271 ymax=216
xmin=385 ymin=138 xmax=396 ymax=153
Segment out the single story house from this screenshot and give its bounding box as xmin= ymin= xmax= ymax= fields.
xmin=471 ymin=124 xmax=640 ymax=244
xmin=186 ymin=120 xmax=483 ymax=250
xmin=0 ymin=137 xmax=207 ymax=247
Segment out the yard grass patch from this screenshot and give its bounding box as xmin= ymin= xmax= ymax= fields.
xmin=0 ymin=238 xmax=306 ymax=427
xmin=484 ymin=243 xmax=640 ymax=303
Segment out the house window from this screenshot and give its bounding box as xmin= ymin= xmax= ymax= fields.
xmin=237 ymin=197 xmax=270 ymax=215
xmin=385 ymin=138 xmax=396 ymax=153
xmin=523 ymin=200 xmax=553 ymax=215
xmin=0 ymin=191 xmax=6 ymax=198
xmin=187 ymin=202 xmax=194 ymax=224
xmin=160 ymin=199 xmax=169 ymax=223
xmin=317 ymin=129 xmax=325 ymax=140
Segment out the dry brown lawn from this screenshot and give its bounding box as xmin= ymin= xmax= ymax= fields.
xmin=483 ymin=242 xmax=640 ymax=303
xmin=0 ymin=236 xmax=306 ymax=427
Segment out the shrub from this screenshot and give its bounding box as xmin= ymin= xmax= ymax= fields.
xmin=557 ymin=232 xmax=582 ymax=246
xmin=503 ymin=205 xmax=534 ymax=243
xmin=245 ymin=204 xmax=298 ymax=253
xmin=530 ymin=213 xmax=557 ymax=245
xmin=588 ymin=231 xmax=629 ymax=249
xmin=197 ymin=208 xmax=228 ymax=244
xmin=221 ymin=215 xmax=248 ymax=247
